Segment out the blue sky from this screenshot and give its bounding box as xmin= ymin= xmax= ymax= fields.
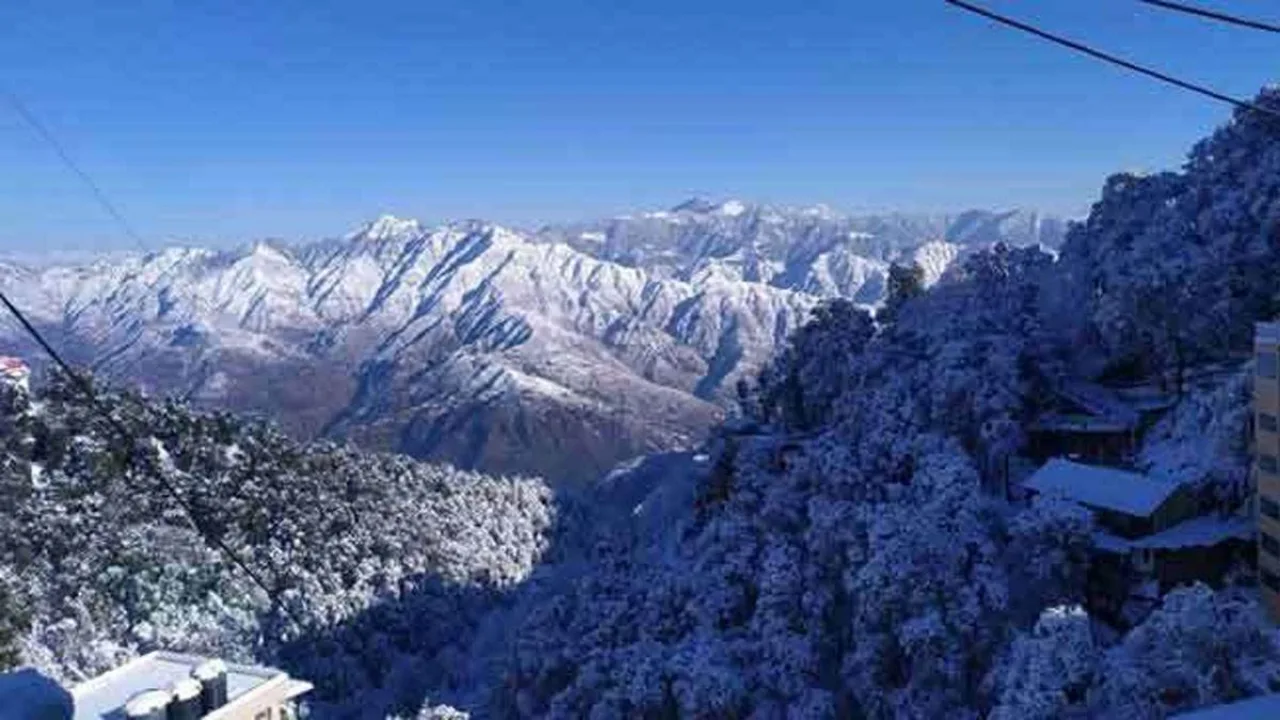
xmin=1 ymin=0 xmax=1278 ymax=251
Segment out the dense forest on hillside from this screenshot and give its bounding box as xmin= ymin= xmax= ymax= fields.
xmin=0 ymin=372 xmax=557 ymax=717
xmin=5 ymin=90 xmax=1280 ymax=719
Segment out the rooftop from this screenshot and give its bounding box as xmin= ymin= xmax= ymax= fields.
xmin=1030 ymin=412 xmax=1133 ymax=434
xmin=1023 ymin=458 xmax=1180 ymax=517
xmin=1132 ymin=514 xmax=1253 ymax=551
xmin=70 ymin=651 xmax=311 ymax=720
xmin=1093 ymin=514 xmax=1253 ymax=553
xmin=1054 ymin=379 xmax=1141 ymax=427
xmin=1173 ymin=693 xmax=1280 ymax=719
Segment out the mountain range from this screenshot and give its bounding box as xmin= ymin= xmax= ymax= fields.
xmin=0 ymin=200 xmax=1066 ymax=483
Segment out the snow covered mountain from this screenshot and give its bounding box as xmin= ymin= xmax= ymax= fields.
xmin=0 ymin=201 xmax=1063 ymax=483
xmin=538 ymin=199 xmax=1067 ymax=302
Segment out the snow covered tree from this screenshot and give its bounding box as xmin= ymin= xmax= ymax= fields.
xmin=759 ymin=298 xmax=875 ymax=429
xmin=987 ymin=605 xmax=1100 ymax=720
xmin=0 ymin=566 xmax=27 ymax=671
xmin=1093 ymin=584 xmax=1280 ymax=717
xmin=0 ymin=368 xmax=555 ymax=718
xmin=878 ymin=261 xmax=925 ymax=324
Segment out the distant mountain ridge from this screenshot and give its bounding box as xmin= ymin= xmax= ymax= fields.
xmin=538 ymin=199 xmax=1067 ymax=301
xmin=0 ymin=200 xmax=1066 ymax=483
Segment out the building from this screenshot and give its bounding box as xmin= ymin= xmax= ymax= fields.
xmin=3 ymin=651 xmax=312 ymax=720
xmin=1027 ymin=378 xmax=1143 ymax=465
xmin=1255 ymin=321 xmax=1280 ymax=621
xmin=1021 ymin=458 xmax=1252 ymax=626
xmin=1024 ymin=458 xmax=1196 ymax=538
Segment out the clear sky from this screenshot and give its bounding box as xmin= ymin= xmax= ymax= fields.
xmin=1 ymin=0 xmax=1278 ymax=251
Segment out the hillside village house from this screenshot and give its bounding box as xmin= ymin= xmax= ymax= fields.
xmin=1024 ymin=458 xmax=1252 ymax=626
xmin=0 ymin=651 xmax=311 ymax=720
xmin=1027 ymin=378 xmax=1144 ymax=466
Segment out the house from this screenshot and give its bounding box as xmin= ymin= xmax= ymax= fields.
xmin=1027 ymin=413 xmax=1136 ymax=466
xmin=1022 ymin=458 xmax=1205 ymax=625
xmin=1097 ymin=513 xmax=1254 ymax=606
xmin=1023 ymin=458 xmax=1196 ymax=538
xmin=1254 ymin=321 xmax=1280 ymax=621
xmin=1028 ymin=378 xmax=1142 ymax=465
xmin=2 ymin=650 xmax=313 ymax=720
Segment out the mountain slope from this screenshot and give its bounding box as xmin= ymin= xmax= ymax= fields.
xmin=0 ymin=219 xmax=813 ymax=484
xmin=0 ymin=202 xmax=1063 ymax=484
xmin=538 ymin=200 xmax=1067 ymax=300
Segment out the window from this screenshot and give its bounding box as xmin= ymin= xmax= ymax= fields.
xmin=1263 ymin=569 xmax=1280 ymax=593
xmin=1133 ymin=547 xmax=1154 ymax=572
xmin=1260 ymin=350 xmax=1279 ymax=379
xmin=1260 ymin=454 xmax=1279 ymax=475
xmin=1263 ymin=532 xmax=1280 ymax=558
xmin=1262 ymin=496 xmax=1280 ymax=521
xmin=1262 ymin=413 xmax=1280 ymax=434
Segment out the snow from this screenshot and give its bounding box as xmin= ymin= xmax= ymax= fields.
xmin=1031 ymin=413 xmax=1132 ymax=433
xmin=1172 ymin=694 xmax=1280 ymax=719
xmin=352 ymin=214 xmax=422 ymax=242
xmin=1053 ymin=379 xmax=1140 ymax=427
xmin=717 ymin=200 xmax=748 ymax=217
xmin=1023 ymin=458 xmax=1180 ymax=517
xmin=1093 ymin=515 xmax=1252 ymax=553
xmin=1131 ymin=514 xmax=1253 ymax=551
xmin=1092 ymin=530 xmax=1132 ymax=554
xmin=69 ymin=651 xmax=287 ymax=720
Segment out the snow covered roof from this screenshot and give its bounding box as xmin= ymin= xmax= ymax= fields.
xmin=1092 ymin=530 xmax=1132 ymax=554
xmin=70 ymin=651 xmax=311 ymax=720
xmin=1052 ymin=378 xmax=1140 ymax=427
xmin=1131 ymin=514 xmax=1253 ymax=551
xmin=1173 ymin=693 xmax=1280 ymax=719
xmin=1094 ymin=515 xmax=1253 ymax=553
xmin=1023 ymin=458 xmax=1180 ymax=517
xmin=1030 ymin=412 xmax=1132 ymax=434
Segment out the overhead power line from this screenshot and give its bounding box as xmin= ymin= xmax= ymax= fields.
xmin=1 ymin=89 xmax=150 ymax=253
xmin=0 ymin=290 xmax=304 ymax=630
xmin=944 ymin=0 xmax=1280 ymax=122
xmin=1138 ymin=0 xmax=1280 ymax=34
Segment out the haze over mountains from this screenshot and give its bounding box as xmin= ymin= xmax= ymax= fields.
xmin=0 ymin=200 xmax=1066 ymax=483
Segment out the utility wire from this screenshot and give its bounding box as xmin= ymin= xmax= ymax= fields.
xmin=1 ymin=72 xmax=304 ymax=631
xmin=1 ymin=89 xmax=150 ymax=253
xmin=0 ymin=290 xmax=305 ymax=630
xmin=945 ymin=0 xmax=1280 ymax=122
xmin=1138 ymin=0 xmax=1280 ymax=34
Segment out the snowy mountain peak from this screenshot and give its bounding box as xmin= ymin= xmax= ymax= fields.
xmin=668 ymin=197 xmax=751 ymax=217
xmin=352 ymin=214 xmax=423 ymax=242
xmin=669 ymin=197 xmax=722 ymax=214
xmin=717 ymin=199 xmax=748 ymax=217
